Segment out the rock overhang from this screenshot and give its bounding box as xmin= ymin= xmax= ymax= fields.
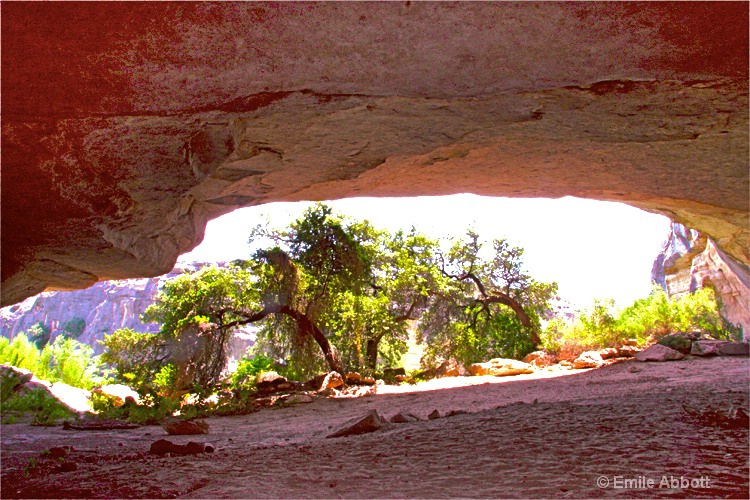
xmin=2 ymin=1 xmax=748 ymax=306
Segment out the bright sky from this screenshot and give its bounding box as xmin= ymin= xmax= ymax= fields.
xmin=178 ymin=195 xmax=671 ymax=311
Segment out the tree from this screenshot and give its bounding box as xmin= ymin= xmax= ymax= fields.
xmin=101 ymin=204 xmax=555 ymax=391
xmin=418 ymin=231 xmax=557 ymax=366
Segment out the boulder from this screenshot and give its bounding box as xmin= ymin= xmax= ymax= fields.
xmin=635 ymin=344 xmax=685 ymax=362
xmin=523 ymin=351 xmax=558 ymax=367
xmin=0 ymin=364 xmax=33 ymax=391
xmin=345 ymin=372 xmax=361 ymax=384
xmin=616 ymin=345 xmax=640 ymax=358
xmin=359 ymin=377 xmax=376 ymax=386
xmin=256 ymin=371 xmax=291 ymax=394
xmin=321 ymin=371 xmax=345 ymax=390
xmin=657 ymin=333 xmax=693 ymax=354
xmin=718 ymin=341 xmax=749 ymax=356
xmin=573 ymin=351 xmax=604 ymax=369
xmin=435 ymin=360 xmax=464 ymax=378
xmin=162 ymin=419 xmax=209 ymax=435
xmin=47 ymin=383 xmax=91 ymax=413
xmin=690 ymin=340 xmax=724 ymax=356
xmin=427 ymin=410 xmax=441 ymax=420
xmin=92 ymin=384 xmax=141 ymax=406
xmin=327 ymin=410 xmax=383 ymax=438
xmin=467 ymin=358 xmax=534 ymax=377
xmin=389 ymin=412 xmax=421 ymax=423
xmin=383 ymin=367 xmax=406 ymax=378
xmin=597 ymin=348 xmax=620 ymax=360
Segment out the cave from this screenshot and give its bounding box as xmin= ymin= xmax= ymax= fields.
xmin=2 ymin=1 xmax=748 ymax=308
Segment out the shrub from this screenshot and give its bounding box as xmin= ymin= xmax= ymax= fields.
xmin=231 ymin=354 xmax=275 ymax=388
xmin=0 ymin=389 xmax=73 ymax=425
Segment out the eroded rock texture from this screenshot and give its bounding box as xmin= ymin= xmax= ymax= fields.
xmin=2 ymin=2 xmax=748 ymax=305
xmin=653 ymin=223 xmax=750 ymax=338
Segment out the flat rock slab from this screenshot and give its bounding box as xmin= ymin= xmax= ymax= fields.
xmin=635 ymin=344 xmax=685 ymax=362
xmin=691 ymin=340 xmax=750 ymax=357
xmin=149 ymin=439 xmax=214 ymax=455
xmin=327 ymin=410 xmax=383 ymax=438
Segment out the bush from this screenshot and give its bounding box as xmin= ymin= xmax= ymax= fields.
xmin=231 ymin=354 xmax=276 ymax=388
xmin=542 ymin=287 xmax=740 ymax=358
xmin=0 ymin=332 xmax=104 ymax=389
xmin=0 ymin=389 xmax=73 ymax=425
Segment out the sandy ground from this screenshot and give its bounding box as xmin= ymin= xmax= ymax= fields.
xmin=1 ymin=356 xmax=748 ymax=498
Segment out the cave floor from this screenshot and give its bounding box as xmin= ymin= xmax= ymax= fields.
xmin=1 ymin=356 xmax=748 ymax=498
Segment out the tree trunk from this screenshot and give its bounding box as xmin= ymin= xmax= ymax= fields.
xmin=481 ymin=294 xmax=540 ymax=347
xmin=280 ymin=306 xmax=344 ymax=375
xmin=365 ymin=337 xmax=380 ymax=370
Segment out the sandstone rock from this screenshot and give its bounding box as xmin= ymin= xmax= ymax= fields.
xmin=345 ymin=372 xmax=361 ymax=384
xmin=150 ymin=439 xmax=211 ymax=455
xmin=92 ymin=384 xmax=141 ymax=406
xmin=162 ymin=419 xmax=209 ymax=436
xmin=523 ymin=351 xmax=558 ymax=367
xmin=635 ymin=344 xmax=685 ymax=362
xmin=256 ymin=371 xmax=290 ymax=394
xmin=0 ymin=364 xmax=33 ymax=391
xmin=321 ymin=372 xmax=345 ymax=390
xmin=621 ymin=339 xmax=639 ymax=347
xmin=326 ymin=410 xmax=383 ymax=438
xmin=359 ymin=377 xmax=376 ymax=386
xmin=317 ymin=387 xmax=340 ymax=398
xmin=467 ymin=358 xmax=534 ymax=377
xmin=383 ymin=367 xmax=406 ymax=378
xmin=445 ymin=410 xmax=468 ymax=417
xmin=389 ymin=412 xmax=421 ymax=424
xmin=427 ymin=410 xmax=441 ymax=420
xmin=597 ymin=348 xmax=620 ymax=360
xmin=2 ymin=3 xmax=748 ymax=309
xmin=657 ymin=333 xmax=693 ymax=354
xmin=58 ymin=462 xmax=78 ymax=473
xmin=434 ymin=360 xmax=464 ymax=378
xmin=394 ymin=375 xmax=409 ymax=383
xmin=718 ymin=341 xmax=749 ymax=356
xmin=616 ymin=346 xmax=640 ymax=358
xmin=573 ymin=351 xmax=604 ymax=369
xmin=47 ymin=447 xmax=69 ymax=459
xmin=652 ymin=223 xmax=749 ymax=339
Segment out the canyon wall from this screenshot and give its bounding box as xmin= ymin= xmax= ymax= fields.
xmin=652 ymin=223 xmax=750 ymax=338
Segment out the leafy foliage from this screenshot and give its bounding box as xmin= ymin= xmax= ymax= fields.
xmin=541 ymin=286 xmax=741 ymax=357
xmin=0 ymin=332 xmax=103 ymax=389
xmin=1 ymin=389 xmax=73 ymax=425
xmin=101 ymin=204 xmax=555 ymax=392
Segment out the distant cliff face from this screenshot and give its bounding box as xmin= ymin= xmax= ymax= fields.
xmin=0 ymin=262 xmax=253 ymax=356
xmin=652 ymin=223 xmax=750 ymax=338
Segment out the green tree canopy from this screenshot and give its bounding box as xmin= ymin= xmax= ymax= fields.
xmin=102 ymin=204 xmax=556 ymax=390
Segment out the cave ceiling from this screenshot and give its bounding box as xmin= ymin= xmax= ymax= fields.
xmin=1 ymin=1 xmax=748 ymax=306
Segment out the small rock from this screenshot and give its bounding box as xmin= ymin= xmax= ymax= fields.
xmin=327 ymin=410 xmax=383 ymax=438
xmin=394 ymin=374 xmax=409 ymax=383
xmin=162 ymin=419 xmax=209 ymax=435
xmin=621 ymin=338 xmax=639 ymax=347
xmin=47 ymin=447 xmax=68 ymax=459
xmin=690 ymin=340 xmax=723 ymax=356
xmin=321 ymin=371 xmax=345 ymax=390
xmin=359 ymin=376 xmax=376 ymax=386
xmin=58 ymin=461 xmax=78 ymax=473
xmin=256 ymin=371 xmax=290 ymax=394
xmin=345 ymin=372 xmax=361 ymax=384
xmin=635 ymin=344 xmax=685 ymax=362
xmin=445 ymin=410 xmax=468 ymax=417
xmin=389 ymin=412 xmax=421 ymax=423
xmin=150 ymin=439 xmax=212 ymax=455
xmin=427 ymin=409 xmax=441 ymax=420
